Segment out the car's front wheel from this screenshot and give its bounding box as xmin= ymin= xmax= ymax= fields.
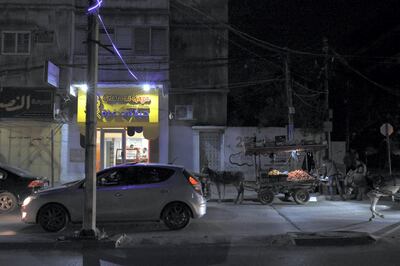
xmin=0 ymin=192 xmax=17 ymax=213
xmin=162 ymin=202 xmax=191 ymax=230
xmin=37 ymin=203 xmax=68 ymax=232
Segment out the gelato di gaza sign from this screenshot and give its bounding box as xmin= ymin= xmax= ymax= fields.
xmin=77 ymin=87 xmax=159 ymax=139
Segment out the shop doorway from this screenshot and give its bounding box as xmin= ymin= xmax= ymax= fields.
xmin=98 ymin=128 xmax=149 ymax=170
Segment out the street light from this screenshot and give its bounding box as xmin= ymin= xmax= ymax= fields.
xmin=142 ymin=83 xmax=151 ymax=92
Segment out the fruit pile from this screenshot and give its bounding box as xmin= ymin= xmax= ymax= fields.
xmin=287 ymin=170 xmax=314 ymax=182
xmin=268 ymin=169 xmax=282 ymax=176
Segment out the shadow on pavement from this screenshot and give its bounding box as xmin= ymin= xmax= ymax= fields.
xmin=81 ymin=243 xmax=231 ymax=266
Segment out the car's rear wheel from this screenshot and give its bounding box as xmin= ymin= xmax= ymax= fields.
xmin=0 ymin=192 xmax=17 ymax=213
xmin=162 ymin=202 xmax=191 ymax=230
xmin=38 ymin=204 xmax=68 ymax=232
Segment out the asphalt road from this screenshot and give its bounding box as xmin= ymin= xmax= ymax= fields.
xmin=1 ymin=240 xmax=400 ymax=266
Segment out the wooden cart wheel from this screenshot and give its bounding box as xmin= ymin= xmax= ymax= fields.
xmin=293 ymin=189 xmax=310 ymax=205
xmin=258 ymin=190 xmax=274 ymax=205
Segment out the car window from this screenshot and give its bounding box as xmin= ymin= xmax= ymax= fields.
xmin=135 ymin=167 xmax=174 ymax=184
xmin=97 ymin=169 xmax=124 ymax=186
xmin=119 ymin=167 xmax=138 ymax=185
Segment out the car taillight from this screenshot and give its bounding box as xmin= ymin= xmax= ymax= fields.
xmin=28 ymin=180 xmax=44 ymax=188
xmin=187 ymin=175 xmax=202 ymax=195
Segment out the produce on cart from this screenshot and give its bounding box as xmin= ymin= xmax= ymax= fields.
xmin=287 ymin=170 xmax=314 ymax=182
xmin=244 ymin=142 xmax=326 ymax=205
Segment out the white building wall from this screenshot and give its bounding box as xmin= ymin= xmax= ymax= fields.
xmin=60 ymin=117 xmax=85 ymax=183
xmin=169 ymin=125 xmax=195 ymax=171
xmin=222 ymin=127 xmax=325 ymax=180
xmin=168 ymin=125 xmax=326 ymax=178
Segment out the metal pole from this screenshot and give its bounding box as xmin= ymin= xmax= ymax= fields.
xmin=50 ymin=128 xmax=54 ymax=187
xmin=285 ymin=53 xmax=294 ymax=143
xmin=323 ymin=38 xmax=331 ymax=159
xmin=80 ymin=0 xmax=99 ymax=238
xmin=386 ymin=124 xmax=392 ymax=175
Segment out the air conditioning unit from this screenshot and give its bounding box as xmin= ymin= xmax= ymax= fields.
xmin=175 ymin=105 xmax=193 ymax=120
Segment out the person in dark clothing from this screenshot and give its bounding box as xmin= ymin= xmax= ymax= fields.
xmin=302 ymin=152 xmax=315 ymax=172
xmin=343 ymin=150 xmax=358 ymax=174
xmin=353 ymin=159 xmax=367 ymax=200
xmin=322 ymin=156 xmax=343 ymax=200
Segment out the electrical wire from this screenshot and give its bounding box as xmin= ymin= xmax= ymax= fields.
xmin=97 ymin=14 xmax=139 ymax=80
xmin=173 ymin=0 xmax=327 ymax=57
xmin=170 ymin=1 xmax=284 ymax=73
xmin=293 ymin=81 xmax=326 ymax=94
xmin=331 ymin=49 xmax=400 ymax=97
xmin=293 ymin=93 xmax=319 ymax=109
xmin=174 ymin=0 xmax=400 ymax=63
xmin=170 ymin=78 xmax=283 ymax=93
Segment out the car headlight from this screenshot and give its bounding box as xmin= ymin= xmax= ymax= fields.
xmin=22 ymin=196 xmax=37 ymax=207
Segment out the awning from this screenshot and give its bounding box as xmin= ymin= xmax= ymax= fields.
xmin=78 ymin=124 xmax=159 ymax=140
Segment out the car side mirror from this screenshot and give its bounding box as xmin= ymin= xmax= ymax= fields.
xmin=0 ymin=172 xmax=5 ymax=180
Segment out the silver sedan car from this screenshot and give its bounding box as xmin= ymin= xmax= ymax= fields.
xmin=21 ymin=163 xmax=206 ymax=232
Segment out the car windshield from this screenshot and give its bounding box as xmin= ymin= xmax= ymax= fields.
xmin=0 ymin=164 xmax=36 ymax=177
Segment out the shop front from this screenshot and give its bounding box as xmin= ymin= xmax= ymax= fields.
xmin=0 ymin=87 xmax=60 ymax=183
xmin=76 ymin=85 xmax=160 ymax=171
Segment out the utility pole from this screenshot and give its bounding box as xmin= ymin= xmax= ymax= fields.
xmin=80 ymin=0 xmax=99 ymax=238
xmin=285 ymin=53 xmax=294 ymax=143
xmin=323 ymin=38 xmax=332 ymax=159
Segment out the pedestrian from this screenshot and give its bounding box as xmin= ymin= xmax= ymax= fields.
xmin=322 ymin=156 xmax=342 ymax=200
xmin=353 ymin=158 xmax=367 ymax=200
xmin=343 ymin=149 xmax=358 ymax=174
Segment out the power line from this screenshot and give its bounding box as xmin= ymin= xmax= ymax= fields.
xmin=97 ymin=14 xmax=139 ymax=80
xmin=174 ymin=0 xmax=400 ymax=63
xmin=171 ymin=78 xmax=283 ymax=93
xmin=170 ymin=1 xmax=284 ymax=72
xmin=293 ymin=81 xmax=325 ymax=94
xmin=173 ymin=0 xmax=327 ymax=57
xmin=331 ymin=49 xmax=400 ymax=97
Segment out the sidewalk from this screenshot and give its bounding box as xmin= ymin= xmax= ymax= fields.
xmin=1 ymin=188 xmax=400 ymax=249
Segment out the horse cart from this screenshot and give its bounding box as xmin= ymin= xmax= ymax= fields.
xmin=244 ymin=143 xmax=326 ymax=205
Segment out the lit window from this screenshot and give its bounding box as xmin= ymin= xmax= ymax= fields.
xmin=1 ymin=31 xmax=31 ymax=55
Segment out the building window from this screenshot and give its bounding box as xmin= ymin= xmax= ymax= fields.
xmin=99 ymin=28 xmax=114 ymax=55
xmin=134 ymin=28 xmax=150 ymax=55
xmin=134 ymin=27 xmax=167 ymax=56
xmin=1 ymin=31 xmax=31 ymax=55
xmin=151 ymin=28 xmax=167 ymax=55
xmin=116 ymin=27 xmax=132 ymax=52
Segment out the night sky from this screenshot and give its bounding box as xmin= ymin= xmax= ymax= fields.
xmin=228 ymin=0 xmax=400 ymax=164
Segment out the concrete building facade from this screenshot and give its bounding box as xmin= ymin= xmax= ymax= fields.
xmin=0 ymin=0 xmax=229 ymax=183
xmin=169 ymin=0 xmax=229 ymax=172
xmin=0 ymin=0 xmax=75 ymax=184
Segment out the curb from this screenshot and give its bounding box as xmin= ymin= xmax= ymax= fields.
xmin=288 ymin=231 xmax=377 ymax=246
xmin=372 ymin=221 xmax=400 ymax=239
xmin=0 ymin=238 xmax=115 ymax=250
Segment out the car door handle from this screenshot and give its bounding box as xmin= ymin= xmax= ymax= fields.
xmin=114 ymin=192 xmax=123 ymax=197
xmin=160 ymin=189 xmax=169 ymax=194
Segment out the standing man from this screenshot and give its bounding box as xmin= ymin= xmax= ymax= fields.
xmin=353 ymin=158 xmax=367 ymax=200
xmin=322 ymin=156 xmax=343 ymax=200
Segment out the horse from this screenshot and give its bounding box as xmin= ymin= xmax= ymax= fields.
xmin=201 ymin=166 xmax=245 ymax=204
xmin=367 ymin=175 xmax=400 ymax=221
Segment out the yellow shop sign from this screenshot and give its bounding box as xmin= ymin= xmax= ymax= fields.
xmin=77 ymin=87 xmax=159 ymax=127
